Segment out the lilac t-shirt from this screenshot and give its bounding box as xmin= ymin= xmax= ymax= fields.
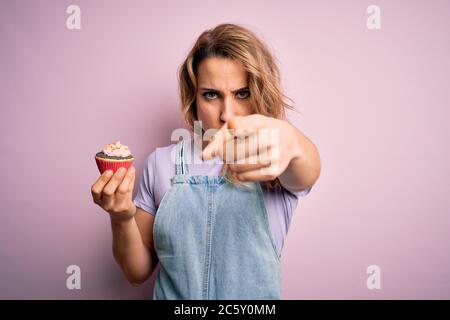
xmin=133 ymin=140 xmax=311 ymax=255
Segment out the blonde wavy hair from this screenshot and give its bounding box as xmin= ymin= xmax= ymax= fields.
xmin=178 ymin=23 xmax=296 ymax=190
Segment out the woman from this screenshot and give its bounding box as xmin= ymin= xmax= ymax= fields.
xmin=91 ymin=23 xmax=321 ymax=299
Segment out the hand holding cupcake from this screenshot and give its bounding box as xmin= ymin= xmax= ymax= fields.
xmin=92 ymin=141 xmax=137 ymax=221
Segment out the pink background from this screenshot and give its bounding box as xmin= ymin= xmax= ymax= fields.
xmin=1 ymin=0 xmax=449 ymax=299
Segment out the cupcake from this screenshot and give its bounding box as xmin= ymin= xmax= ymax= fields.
xmin=95 ymin=140 xmax=134 ymax=174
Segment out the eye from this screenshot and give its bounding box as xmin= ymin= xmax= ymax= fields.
xmin=236 ymin=90 xmax=250 ymax=99
xmin=203 ymin=92 xmax=218 ymax=100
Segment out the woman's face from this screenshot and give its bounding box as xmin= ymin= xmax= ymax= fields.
xmin=196 ymin=57 xmax=254 ymax=132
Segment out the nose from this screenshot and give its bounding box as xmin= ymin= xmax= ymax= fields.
xmin=220 ymin=97 xmax=235 ymax=123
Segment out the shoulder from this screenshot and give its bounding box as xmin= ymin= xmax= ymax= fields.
xmin=137 ymin=142 xmax=178 ymax=211
xmin=144 ymin=142 xmax=177 ymax=168
xmin=139 ymin=142 xmax=177 ymax=187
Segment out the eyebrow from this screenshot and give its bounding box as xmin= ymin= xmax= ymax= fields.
xmin=199 ymin=87 xmax=249 ymax=94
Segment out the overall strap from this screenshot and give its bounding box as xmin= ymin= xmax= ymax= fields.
xmin=175 ymin=139 xmax=189 ymax=175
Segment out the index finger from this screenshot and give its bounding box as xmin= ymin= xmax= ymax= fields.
xmin=201 ymin=122 xmax=234 ymax=161
xmin=201 ymin=116 xmax=259 ymax=161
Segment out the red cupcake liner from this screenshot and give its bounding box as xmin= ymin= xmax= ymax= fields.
xmin=95 ymin=156 xmax=134 ymax=174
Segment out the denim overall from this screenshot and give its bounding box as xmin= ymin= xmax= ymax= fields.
xmin=152 ymin=139 xmax=281 ymax=299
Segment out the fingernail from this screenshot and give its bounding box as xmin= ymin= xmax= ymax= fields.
xmin=105 ymin=170 xmax=113 ymax=176
xmin=118 ymin=167 xmax=125 ymax=174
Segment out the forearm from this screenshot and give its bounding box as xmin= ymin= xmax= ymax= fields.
xmin=110 ymin=216 xmax=154 ymax=285
xmin=279 ymin=127 xmax=321 ymax=192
